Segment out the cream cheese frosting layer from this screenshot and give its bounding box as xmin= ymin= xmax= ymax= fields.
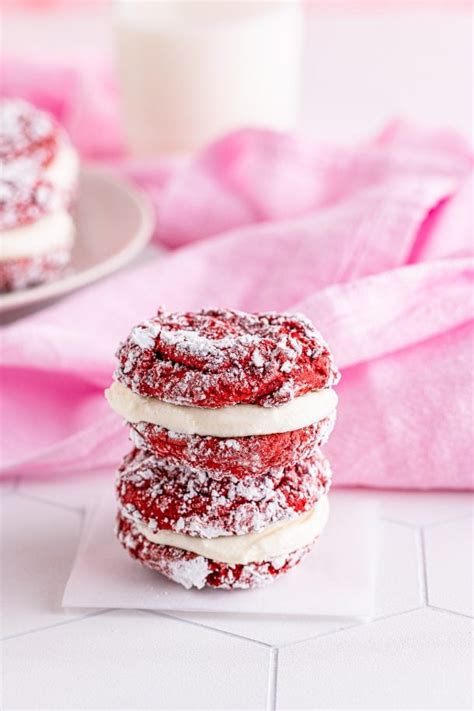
xmin=105 ymin=381 xmax=338 ymax=437
xmin=0 ymin=210 xmax=75 ymax=260
xmin=44 ymin=140 xmax=79 ymax=194
xmin=135 ymin=495 xmax=329 ymax=565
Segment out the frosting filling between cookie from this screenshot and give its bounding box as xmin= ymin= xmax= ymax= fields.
xmin=0 ymin=210 xmax=75 ymax=260
xmin=134 ymin=494 xmax=329 ymax=565
xmin=44 ymin=140 xmax=79 ymax=194
xmin=105 ymin=380 xmax=338 ymax=437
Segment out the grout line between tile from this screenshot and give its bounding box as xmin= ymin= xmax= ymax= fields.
xmin=14 ymin=490 xmax=84 ymax=515
xmin=379 ymin=517 xmax=419 ymax=529
xmin=277 ymin=607 xmax=425 ymax=650
xmin=266 ymin=647 xmax=279 ymax=711
xmin=418 ymin=528 xmax=429 ymax=606
xmin=145 ymin=609 xmax=273 ymax=648
xmin=278 ymin=621 xmax=361 ymax=650
xmin=0 ymin=609 xmax=111 ymax=643
xmin=427 ymin=605 xmax=473 ymax=620
xmin=423 ymin=512 xmax=474 ymax=529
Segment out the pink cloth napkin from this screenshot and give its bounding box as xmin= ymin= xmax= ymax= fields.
xmin=1 ymin=63 xmax=473 ymax=488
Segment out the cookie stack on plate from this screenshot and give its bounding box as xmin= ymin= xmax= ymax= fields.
xmin=0 ymin=98 xmax=79 ymax=292
xmin=106 ymin=308 xmax=340 ymax=590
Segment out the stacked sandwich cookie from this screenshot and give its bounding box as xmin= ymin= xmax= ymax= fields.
xmin=106 ymin=308 xmax=340 ymax=590
xmin=0 ymin=98 xmax=79 ymax=291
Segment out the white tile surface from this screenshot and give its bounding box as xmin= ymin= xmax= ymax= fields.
xmin=277 ymin=608 xmax=473 ymax=710
xmin=63 ymin=491 xmax=377 ymax=618
xmin=367 ymin=490 xmax=474 ymax=526
xmin=169 ymin=517 xmax=422 ymax=646
xmin=167 ymin=612 xmax=352 ymax=649
xmin=1 ymin=485 xmax=472 ymax=709
xmin=2 ymin=609 xmax=270 ymax=710
xmin=373 ymin=520 xmax=422 ymax=617
xmin=0 ymin=494 xmax=93 ymax=638
xmin=18 ymin=469 xmax=113 ymax=512
xmin=425 ymin=516 xmax=473 ymax=617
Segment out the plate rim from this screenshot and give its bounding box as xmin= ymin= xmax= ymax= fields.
xmin=0 ymin=164 xmax=155 ymax=313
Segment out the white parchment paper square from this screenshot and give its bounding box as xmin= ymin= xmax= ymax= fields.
xmin=63 ymin=491 xmax=378 ymax=618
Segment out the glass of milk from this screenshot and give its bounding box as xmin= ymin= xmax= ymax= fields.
xmin=115 ymin=0 xmax=304 ymax=156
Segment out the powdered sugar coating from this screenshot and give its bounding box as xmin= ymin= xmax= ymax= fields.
xmin=0 ymin=247 xmax=71 ymax=292
xmin=115 ymin=308 xmax=340 ymax=408
xmin=0 ymin=172 xmax=59 ymax=230
xmin=116 ymin=447 xmax=332 ymax=538
xmin=0 ymin=99 xmax=58 ymax=167
xmin=0 ymin=99 xmax=77 ymax=234
xmin=117 ymin=513 xmax=314 ymax=590
xmin=129 ymin=410 xmax=336 ymax=478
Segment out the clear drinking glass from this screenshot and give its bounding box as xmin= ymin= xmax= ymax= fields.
xmin=115 ymin=0 xmax=304 ymax=156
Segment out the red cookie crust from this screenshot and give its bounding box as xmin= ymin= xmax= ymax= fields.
xmin=117 ymin=447 xmax=331 ymax=538
xmin=117 ymin=512 xmax=314 ymax=590
xmin=129 ymin=411 xmax=336 ymax=478
xmin=115 ymin=308 xmax=340 ymax=408
xmin=0 ymin=99 xmax=58 ymax=167
xmin=0 ymin=248 xmax=71 ymax=292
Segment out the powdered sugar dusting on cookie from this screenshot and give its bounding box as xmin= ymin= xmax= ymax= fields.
xmin=0 ymin=248 xmax=71 ymax=292
xmin=117 ymin=513 xmax=315 ymax=590
xmin=116 ymin=308 xmax=340 ymax=408
xmin=164 ymin=554 xmax=210 ymax=590
xmin=252 ymin=349 xmax=265 ymax=368
xmin=110 ymin=307 xmax=340 ymax=591
xmin=160 ymin=328 xmax=248 ymax=360
xmin=131 ymin=320 xmax=160 ymax=349
xmin=0 ymin=99 xmax=57 ymax=166
xmin=129 ymin=415 xmax=334 ymax=478
xmin=0 ymin=99 xmax=72 ymax=233
xmin=0 ymin=171 xmax=59 ymax=230
xmin=116 ymin=447 xmax=331 ymax=539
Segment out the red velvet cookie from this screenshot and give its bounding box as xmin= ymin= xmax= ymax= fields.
xmin=0 ymin=99 xmax=58 ymax=168
xmin=117 ymin=512 xmax=313 ymax=590
xmin=129 ymin=410 xmax=336 ymax=478
xmin=0 ymin=248 xmax=71 ymax=292
xmin=117 ymin=447 xmax=331 ymax=538
xmin=0 ymin=177 xmax=59 ymax=231
xmin=115 ymin=308 xmax=340 ymax=408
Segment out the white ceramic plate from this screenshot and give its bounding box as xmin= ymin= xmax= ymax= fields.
xmin=0 ymin=165 xmax=154 ymax=315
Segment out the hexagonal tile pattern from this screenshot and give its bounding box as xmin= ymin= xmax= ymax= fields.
xmin=166 ymin=612 xmax=352 ymax=648
xmin=425 ymin=516 xmax=473 ymax=617
xmin=2 ymin=609 xmax=270 ymax=710
xmin=2 ymin=485 xmax=472 ymax=709
xmin=165 ymin=518 xmax=422 ymax=646
xmin=373 ymin=519 xmax=422 ymax=617
xmin=277 ymin=609 xmax=473 ymax=709
xmin=1 ymin=494 xmax=96 ymax=638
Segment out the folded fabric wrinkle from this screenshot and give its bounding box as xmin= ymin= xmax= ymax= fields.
xmin=1 ymin=58 xmax=472 ymax=488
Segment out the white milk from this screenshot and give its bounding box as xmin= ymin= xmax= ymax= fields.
xmin=115 ymin=1 xmax=303 ymax=156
